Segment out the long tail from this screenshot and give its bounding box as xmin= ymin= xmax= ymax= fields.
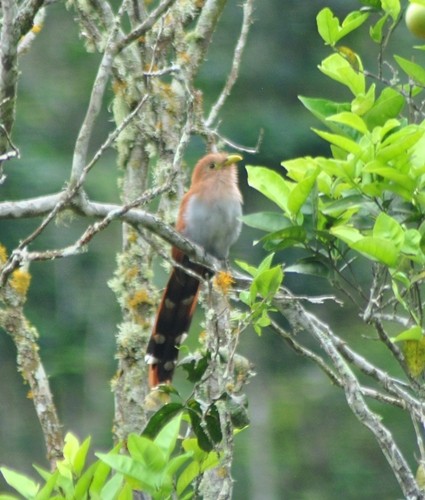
xmin=146 ymin=264 xmax=202 ymax=388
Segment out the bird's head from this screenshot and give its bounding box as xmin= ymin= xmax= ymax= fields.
xmin=191 ymin=152 xmax=243 ymax=184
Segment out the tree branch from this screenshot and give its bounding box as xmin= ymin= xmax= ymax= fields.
xmin=272 ymin=292 xmax=422 ymax=498
xmin=205 ymin=0 xmax=254 ymax=127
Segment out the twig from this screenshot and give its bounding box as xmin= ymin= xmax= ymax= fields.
xmin=280 ymin=303 xmax=421 ymax=498
xmin=212 ymin=127 xmax=263 ymax=154
xmin=0 ymin=96 xmax=149 ymax=286
xmin=205 ymin=0 xmax=254 ymax=128
xmin=114 ymin=0 xmax=177 ymax=54
xmin=270 ymin=320 xmax=341 ymax=386
xmin=70 ymin=0 xmax=128 ymax=185
xmin=16 ymin=0 xmax=45 ymax=39
xmin=143 ymin=64 xmax=181 ymax=77
xmin=270 ymin=320 xmax=407 ymax=411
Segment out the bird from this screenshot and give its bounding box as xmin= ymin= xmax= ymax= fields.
xmin=145 ymin=152 xmax=243 ymax=388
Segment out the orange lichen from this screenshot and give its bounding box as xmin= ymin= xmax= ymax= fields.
xmin=0 ymin=244 xmax=7 ymax=264
xmin=126 ymin=230 xmax=138 ymax=244
xmin=216 ymin=467 xmax=228 ymax=479
xmin=213 ymin=271 xmax=235 ymax=295
xmin=128 ymin=289 xmax=151 ymax=309
xmin=125 ymin=266 xmax=139 ymax=281
xmin=27 ymin=390 xmax=34 ymax=400
xmin=10 ymin=269 xmax=31 ymax=296
xmin=112 ymin=79 xmax=127 ymax=95
xmin=144 ymin=63 xmax=158 ymax=72
xmin=32 ymin=24 xmax=43 ymax=34
xmin=178 ymin=52 xmax=191 ymax=65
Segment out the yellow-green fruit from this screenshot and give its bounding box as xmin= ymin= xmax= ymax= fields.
xmin=406 ymin=3 xmax=425 ymax=40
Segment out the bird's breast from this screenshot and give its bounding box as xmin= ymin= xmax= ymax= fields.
xmin=183 ymin=193 xmax=242 ymax=260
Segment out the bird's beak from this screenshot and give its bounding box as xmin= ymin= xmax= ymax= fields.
xmin=223 ymin=154 xmax=243 ymax=167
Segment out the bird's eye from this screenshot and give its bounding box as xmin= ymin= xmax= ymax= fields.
xmin=209 ymin=162 xmax=216 ymax=169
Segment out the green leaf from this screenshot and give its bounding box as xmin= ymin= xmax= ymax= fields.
xmin=74 ymin=436 xmax=91 ymax=476
xmin=252 ymin=266 xmax=283 ymax=299
xmin=363 ymin=163 xmax=415 ymax=194
xmin=373 ymin=213 xmax=404 ymax=249
xmin=142 ymin=402 xmax=184 ymax=440
xmin=313 ymin=129 xmax=362 ymax=154
xmin=187 ymin=401 xmax=213 ymax=452
xmin=321 ymin=194 xmax=365 ymax=217
xmin=261 ymin=226 xmax=307 ymax=251
xmin=381 ymin=0 xmax=400 ymax=20
xmin=316 ymin=8 xmax=369 ymax=46
xmin=32 ymin=466 xmax=51 ymax=483
xmin=62 ymin=432 xmax=80 ymax=466
xmin=96 ymin=453 xmax=160 ymax=493
xmin=288 ymin=169 xmax=319 ymax=215
xmin=127 ymin=435 xmax=166 ymax=471
xmin=299 ymin=96 xmax=351 ymax=133
xmin=181 ymin=438 xmax=220 ymax=471
xmin=339 ymin=11 xmax=370 ymax=38
xmin=35 ymin=470 xmax=58 ymax=500
xmin=364 ymin=87 xmax=404 ymax=129
xmin=316 ymin=8 xmax=340 ymax=45
xmin=1 ymin=468 xmax=39 ymax=499
xmin=319 ymin=53 xmax=365 ymax=96
xmin=90 ymin=444 xmax=121 ymax=495
xmin=352 ymin=236 xmax=399 ymax=266
xmin=241 ymin=212 xmax=291 ymax=232
xmin=392 ymin=325 xmax=423 ymax=342
xmin=283 ymin=156 xmax=319 ymax=182
xmin=327 ymin=112 xmax=368 ymax=134
xmin=352 ymin=84 xmax=376 ymax=115
xmin=285 ymin=257 xmax=331 ymax=279
xmin=235 ymin=259 xmax=258 ymax=277
xmin=204 ymin=404 xmax=222 ymax=444
xmin=176 ymin=461 xmax=200 ymax=497
xmin=330 ymin=225 xmax=363 ymax=245
xmin=74 ymin=462 xmax=98 ymax=499
xmin=257 ymin=253 xmax=276 ymax=273
xmin=402 ymin=229 xmax=423 ymax=258
xmin=164 ymin=453 xmax=193 ymax=478
xmin=154 ymin=413 xmax=182 ymax=460
xmin=369 ymin=13 xmax=389 ymax=43
xmin=246 ymin=166 xmax=290 ymax=214
xmin=180 ymin=352 xmax=210 ymax=383
xmin=394 ymin=55 xmax=425 ymax=86
xmin=99 ymin=473 xmax=125 ymax=500
xmin=377 ymin=127 xmax=424 ymax=163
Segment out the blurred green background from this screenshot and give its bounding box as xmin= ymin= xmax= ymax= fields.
xmin=0 ymin=0 xmax=421 ymax=498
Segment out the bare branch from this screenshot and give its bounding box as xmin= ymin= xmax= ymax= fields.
xmin=0 ymin=0 xmax=19 ymax=154
xmin=272 ymin=293 xmax=421 ymax=497
xmin=114 ymin=0 xmax=177 ymax=54
xmin=205 ymin=0 xmax=254 ymax=127
xmin=15 ymin=0 xmax=45 ymax=39
xmin=0 ymin=272 xmax=63 ymax=467
xmin=70 ymin=1 xmax=129 ymax=185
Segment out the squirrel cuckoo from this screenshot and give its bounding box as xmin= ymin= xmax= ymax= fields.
xmin=145 ymin=152 xmax=243 ymax=388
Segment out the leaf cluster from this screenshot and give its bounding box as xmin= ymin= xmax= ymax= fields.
xmin=244 ymin=0 xmax=425 ymax=375
xmin=0 ymin=413 xmax=220 ymax=500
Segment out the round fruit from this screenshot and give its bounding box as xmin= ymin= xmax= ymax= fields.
xmin=406 ymin=3 xmax=425 ymax=40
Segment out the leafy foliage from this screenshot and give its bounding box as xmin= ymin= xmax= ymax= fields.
xmin=0 ymin=414 xmax=221 ymax=499
xmin=245 ymin=0 xmax=425 ymax=378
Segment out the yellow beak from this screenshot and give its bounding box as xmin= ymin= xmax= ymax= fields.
xmin=223 ymin=154 xmax=243 ymax=167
